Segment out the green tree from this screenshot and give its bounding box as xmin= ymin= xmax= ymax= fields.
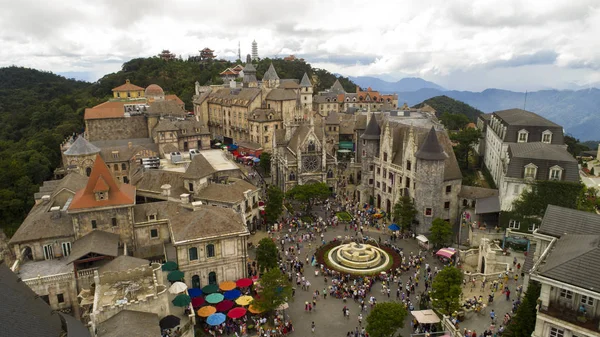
xmin=259 ymin=152 xmax=271 ymax=173
xmin=264 ymin=186 xmax=284 ymax=224
xmin=504 ymin=282 xmax=541 ymax=337
xmin=429 ymin=218 xmax=453 ymax=248
xmin=366 ymin=302 xmax=408 ymax=337
xmin=431 ymin=266 xmax=463 ymax=315
xmin=393 ymin=196 xmax=418 ymax=232
xmin=286 ymin=182 xmax=330 ymax=210
xmin=256 ymin=237 xmax=279 ymax=273
xmin=251 ymin=268 xmax=293 ymax=315
xmin=512 ymin=181 xmax=586 ymax=220
xmin=440 ymin=112 xmax=470 ymax=131
xmin=564 ymin=135 xmax=590 ymax=157
xmin=412 ymin=95 xmax=483 ymax=121
xmin=450 ymin=127 xmax=482 ymax=169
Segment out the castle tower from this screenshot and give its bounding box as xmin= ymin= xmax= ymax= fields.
xmin=360 ymin=114 xmax=381 ymax=204
xmin=300 ymin=72 xmax=313 ymax=111
xmin=242 ymin=62 xmax=258 ymax=88
xmin=252 ymin=40 xmax=258 ymax=61
xmin=62 ymin=136 xmax=101 ymax=177
xmin=262 ymin=63 xmax=280 ymax=89
xmin=414 ymin=126 xmax=447 ymax=234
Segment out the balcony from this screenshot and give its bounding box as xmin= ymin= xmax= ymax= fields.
xmin=539 ymin=300 xmax=600 ymax=332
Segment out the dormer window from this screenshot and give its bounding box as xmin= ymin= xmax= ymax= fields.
xmin=182 ymin=129 xmax=187 ymax=134
xmin=308 ymin=140 xmax=316 ymax=152
xmin=518 ymin=129 xmax=529 ymax=143
xmin=542 ymin=130 xmax=552 ymax=143
xmin=97 ymin=191 xmax=106 ymax=200
xmin=549 ymin=165 xmax=563 ymax=180
xmin=524 ymin=163 xmax=537 ymax=179
xmin=112 ymin=151 xmax=119 ymax=159
xmin=148 ymin=213 xmax=157 ymax=221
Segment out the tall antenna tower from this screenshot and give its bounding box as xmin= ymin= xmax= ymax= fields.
xmin=237 ymin=41 xmax=241 ymax=61
xmin=523 ymin=90 xmax=528 ymax=110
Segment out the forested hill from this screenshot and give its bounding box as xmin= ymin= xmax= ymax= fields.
xmin=412 ymin=95 xmax=483 ymax=121
xmin=90 ymin=57 xmax=357 ymax=110
xmin=0 ymin=58 xmax=355 ymax=236
xmin=0 ymin=67 xmax=103 ymax=235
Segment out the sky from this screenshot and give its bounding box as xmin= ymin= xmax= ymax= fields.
xmin=1 ymin=0 xmax=599 ymax=92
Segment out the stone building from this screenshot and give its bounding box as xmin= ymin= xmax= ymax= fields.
xmin=62 ymin=136 xmax=101 ymax=177
xmin=313 ymin=81 xmax=399 ymax=115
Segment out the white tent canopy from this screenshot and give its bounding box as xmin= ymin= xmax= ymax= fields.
xmin=411 ymin=309 xmax=440 ymax=324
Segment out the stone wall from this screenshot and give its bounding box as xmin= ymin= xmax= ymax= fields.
xmin=72 ymin=207 xmax=134 ymax=247
xmin=86 ymin=116 xmax=149 ymax=142
xmin=23 ymin=272 xmax=78 ymax=316
xmin=414 ymin=158 xmax=445 ymax=234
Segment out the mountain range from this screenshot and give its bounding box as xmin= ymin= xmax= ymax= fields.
xmin=350 ymin=76 xmax=600 ymax=141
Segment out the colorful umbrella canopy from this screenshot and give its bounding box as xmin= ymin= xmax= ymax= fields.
xmin=172 ymin=294 xmax=191 ymax=307
xmin=215 ymin=300 xmax=234 ymax=312
xmin=205 ymin=293 xmax=225 ymax=304
xmin=206 ymin=313 xmax=226 ymax=326
xmin=388 ymin=223 xmax=400 ymax=231
xmin=168 ymin=282 xmax=188 ymax=294
xmin=227 ymin=307 xmax=247 ymax=319
xmin=235 ymin=295 xmax=253 ymax=306
xmin=202 ymin=284 xmax=219 ymax=294
xmin=188 ymin=288 xmax=203 ymax=298
xmin=191 ymin=297 xmax=205 ymax=308
xmin=236 ymin=278 xmax=253 ymax=288
xmin=219 ymin=281 xmax=236 ymax=291
xmin=159 ymin=315 xmax=180 ymax=329
xmin=223 ymin=289 xmax=241 ymax=300
xmin=436 ymin=248 xmax=457 ymax=259
xmin=162 ymin=261 xmax=178 ymax=271
xmin=248 ymin=304 xmax=264 ymax=314
xmin=197 ymin=305 xmax=216 ymax=317
xmin=167 ymin=270 xmax=184 ymax=282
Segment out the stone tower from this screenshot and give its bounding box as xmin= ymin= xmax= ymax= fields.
xmin=360 ymin=114 xmax=381 ymax=205
xmin=300 ymin=72 xmax=313 ymax=111
xmin=252 ymin=40 xmax=258 ymax=61
xmin=414 ymin=126 xmax=447 ymax=234
xmin=262 ymin=63 xmax=280 ymax=89
xmin=242 ymin=62 xmax=258 ymax=88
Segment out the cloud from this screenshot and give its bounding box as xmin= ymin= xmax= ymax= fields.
xmin=0 ymin=0 xmax=599 ymax=91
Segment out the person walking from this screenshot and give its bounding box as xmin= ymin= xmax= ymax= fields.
xmin=490 ymin=310 xmax=496 ymax=323
xmin=311 ymin=321 xmax=315 ymax=333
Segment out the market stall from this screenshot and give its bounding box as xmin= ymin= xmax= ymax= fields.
xmin=416 ymin=235 xmax=430 ymax=250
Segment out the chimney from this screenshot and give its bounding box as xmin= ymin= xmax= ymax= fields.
xmin=41 ymin=195 xmax=51 ymax=203
xmin=180 ymin=193 xmax=190 ymax=204
xmin=128 ymin=142 xmax=133 ymax=149
xmin=161 ymin=184 xmax=171 ymax=197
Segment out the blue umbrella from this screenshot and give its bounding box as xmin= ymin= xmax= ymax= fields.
xmin=207 ymin=313 xmax=226 ymax=326
xmin=188 ymin=288 xmax=203 ymax=298
xmin=388 ymin=223 xmax=400 ymax=231
xmin=223 ymin=289 xmax=241 ymax=300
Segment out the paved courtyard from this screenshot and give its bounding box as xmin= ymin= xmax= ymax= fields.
xmin=248 ymin=203 xmax=523 ymax=337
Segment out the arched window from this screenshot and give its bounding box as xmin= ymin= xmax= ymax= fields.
xmin=188 ymin=247 xmax=198 ymax=261
xmin=85 ymin=167 xmax=92 ymax=177
xmin=327 ymin=169 xmax=334 ymax=178
xmin=208 ymin=271 xmax=217 ymax=285
xmin=192 ymin=275 xmax=201 ymax=288
xmin=289 ymin=172 xmax=296 ymax=181
xmin=206 ymin=244 xmax=215 ymax=258
xmin=308 ymin=141 xmax=316 ymax=152
xmin=121 ymin=163 xmax=127 ymax=170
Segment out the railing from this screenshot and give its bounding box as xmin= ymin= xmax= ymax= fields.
xmin=540 ymin=300 xmax=600 ymax=332
xmin=23 ymin=272 xmax=74 ymax=287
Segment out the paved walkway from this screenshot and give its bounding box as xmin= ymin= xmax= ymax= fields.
xmin=247 ymin=203 xmax=523 ymax=337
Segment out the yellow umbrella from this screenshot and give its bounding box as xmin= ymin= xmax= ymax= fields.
xmin=219 ymin=281 xmax=236 ymax=291
xmin=197 ymin=305 xmax=217 ymax=317
xmin=235 ymin=295 xmax=253 ymax=306
xmin=248 ymin=304 xmax=264 ymax=314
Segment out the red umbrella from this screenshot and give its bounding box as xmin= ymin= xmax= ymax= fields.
xmin=192 ymin=297 xmax=205 ymax=308
xmin=227 ymin=307 xmax=247 ymax=319
xmin=215 ymin=300 xmax=234 ymax=312
xmin=236 ymin=278 xmax=253 ymax=288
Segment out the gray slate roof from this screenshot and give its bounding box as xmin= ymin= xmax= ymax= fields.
xmin=196 ymin=179 xmax=259 ymax=204
xmin=508 ymin=142 xmax=576 ymax=162
xmin=182 ymin=154 xmax=216 ymax=179
xmin=506 ymin=143 xmax=578 ymax=181
xmin=265 ymin=88 xmax=297 ymax=101
xmin=415 ymin=127 xmax=447 ymax=161
xmin=494 ymin=109 xmax=560 ymax=127
xmin=300 ymin=73 xmax=312 ymax=87
xmin=475 ymin=196 xmax=501 ymax=214
xmin=538 ymin=205 xmax=600 ymax=237
xmin=64 ymin=136 xmax=101 ymax=156
xmin=263 ymin=63 xmax=279 ymax=81
xmin=96 ymin=310 xmax=160 ymax=337
xmin=0 ymin=262 xmax=89 ymax=337
xmin=98 ymin=255 xmax=149 ymax=274
xmin=361 ymin=115 xmax=381 ymax=140
xmin=330 ymin=79 xmax=346 ymax=94
xmin=538 ymin=234 xmax=600 ymax=291
xmin=66 ymin=231 xmax=120 ymax=264
xmin=459 ymin=186 xmax=499 ymax=199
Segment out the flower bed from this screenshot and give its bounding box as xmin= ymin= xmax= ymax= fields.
xmin=313 ymin=240 xmax=403 ymax=277
xmin=336 ymin=212 xmax=353 ymax=222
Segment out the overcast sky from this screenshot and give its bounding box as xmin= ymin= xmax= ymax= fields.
xmin=1 ymin=0 xmax=599 ymax=91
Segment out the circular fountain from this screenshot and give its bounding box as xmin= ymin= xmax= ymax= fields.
xmin=327 ymin=241 xmax=392 ymax=274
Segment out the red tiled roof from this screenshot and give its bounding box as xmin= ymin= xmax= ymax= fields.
xmin=112 ymin=80 xmax=144 ymax=92
xmin=69 ymin=155 xmax=135 ymax=210
xmin=84 ymin=101 xmax=127 ymax=120
xmin=165 ymin=94 xmax=184 ymax=106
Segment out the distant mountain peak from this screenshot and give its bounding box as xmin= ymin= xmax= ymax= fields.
xmin=348 ymin=76 xmax=445 ymax=93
